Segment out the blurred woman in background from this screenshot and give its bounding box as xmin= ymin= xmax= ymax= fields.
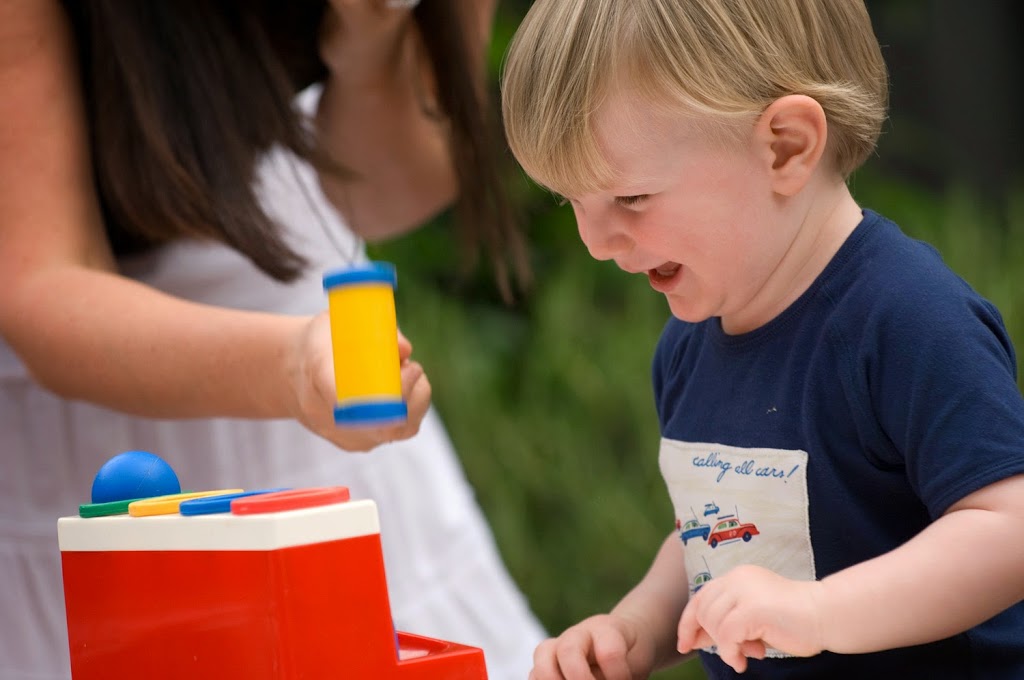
xmin=0 ymin=1 xmax=543 ymax=678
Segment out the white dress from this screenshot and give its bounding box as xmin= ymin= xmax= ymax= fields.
xmin=0 ymin=88 xmax=545 ymax=680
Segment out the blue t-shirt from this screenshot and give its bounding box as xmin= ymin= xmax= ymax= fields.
xmin=654 ymin=210 xmax=1024 ymax=679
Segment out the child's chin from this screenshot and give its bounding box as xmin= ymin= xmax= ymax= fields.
xmin=666 ymin=299 xmax=710 ymax=324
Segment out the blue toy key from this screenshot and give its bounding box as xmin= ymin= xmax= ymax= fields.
xmin=178 ymin=489 xmax=289 ymax=516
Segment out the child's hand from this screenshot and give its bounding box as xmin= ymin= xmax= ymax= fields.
xmin=286 ymin=311 xmax=431 ymax=452
xmin=677 ymin=564 xmax=825 ymax=673
xmin=529 ymin=613 xmax=656 ymax=680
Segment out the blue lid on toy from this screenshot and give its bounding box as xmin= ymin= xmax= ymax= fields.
xmin=323 ymin=261 xmax=397 ymax=291
xmin=179 ymin=488 xmax=290 ymax=516
xmin=334 ymin=399 xmax=408 ymax=426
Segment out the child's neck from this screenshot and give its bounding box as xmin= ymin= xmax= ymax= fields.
xmin=721 ymin=181 xmax=862 ymax=335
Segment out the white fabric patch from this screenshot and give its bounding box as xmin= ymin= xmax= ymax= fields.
xmin=660 ymin=439 xmax=815 ymax=659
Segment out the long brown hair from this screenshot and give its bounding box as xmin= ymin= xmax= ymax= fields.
xmin=61 ymin=0 xmax=527 ymax=294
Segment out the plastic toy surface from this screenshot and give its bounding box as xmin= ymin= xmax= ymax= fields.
xmin=323 ymin=261 xmax=408 ymax=426
xmin=90 ymin=449 xmax=180 ymax=503
xmin=60 ymin=452 xmax=487 ymax=680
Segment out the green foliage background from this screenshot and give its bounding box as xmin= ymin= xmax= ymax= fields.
xmin=371 ymin=5 xmax=1024 ymax=679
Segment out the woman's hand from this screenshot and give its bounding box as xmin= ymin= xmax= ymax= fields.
xmin=286 ymin=311 xmax=431 ymax=452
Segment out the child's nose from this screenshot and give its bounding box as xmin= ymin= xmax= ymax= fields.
xmin=575 ymin=214 xmax=632 ymax=261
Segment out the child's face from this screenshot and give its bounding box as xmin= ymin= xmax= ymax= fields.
xmin=566 ymin=93 xmax=798 ymax=328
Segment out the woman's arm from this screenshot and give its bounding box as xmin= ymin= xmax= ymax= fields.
xmin=0 ymin=0 xmax=429 ymax=451
xmin=315 ymin=0 xmax=497 ymax=241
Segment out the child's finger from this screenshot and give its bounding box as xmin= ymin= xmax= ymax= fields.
xmin=718 ymin=640 xmax=749 ymax=674
xmin=741 ymin=639 xmax=767 ymax=660
xmin=679 ymin=626 xmax=714 ymax=654
xmin=676 ymin=602 xmax=703 ymax=652
xmin=554 ymin=637 xmax=599 ymax=680
xmin=590 ymin=627 xmax=631 ymax=680
xmin=530 ymin=638 xmax=562 ymax=680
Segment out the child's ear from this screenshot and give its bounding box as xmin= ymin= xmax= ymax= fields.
xmin=754 ymin=95 xmax=828 ymax=196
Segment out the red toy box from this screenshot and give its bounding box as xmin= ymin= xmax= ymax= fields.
xmin=58 ymin=487 xmax=487 ymax=679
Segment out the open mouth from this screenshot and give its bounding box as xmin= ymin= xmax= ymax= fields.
xmin=648 ymin=262 xmax=682 ymax=292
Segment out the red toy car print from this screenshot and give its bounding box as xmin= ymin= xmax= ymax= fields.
xmin=707 ymin=515 xmax=759 ymax=548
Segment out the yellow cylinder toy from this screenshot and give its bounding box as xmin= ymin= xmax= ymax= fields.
xmin=322 ymin=262 xmax=407 ymax=425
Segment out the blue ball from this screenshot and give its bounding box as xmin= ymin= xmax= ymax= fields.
xmin=91 ymin=450 xmax=181 ymax=504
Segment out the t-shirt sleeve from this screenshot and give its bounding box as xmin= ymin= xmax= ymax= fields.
xmin=863 ymin=280 xmax=1024 ymax=518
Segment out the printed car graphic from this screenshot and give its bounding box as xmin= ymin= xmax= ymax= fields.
xmin=689 ymin=555 xmax=714 ymax=594
xmin=678 ymin=518 xmax=711 ymax=545
xmin=691 ymin=570 xmax=712 ymax=593
xmin=703 ymin=502 xmax=720 ymax=517
xmin=707 ymin=516 xmax=759 ymax=548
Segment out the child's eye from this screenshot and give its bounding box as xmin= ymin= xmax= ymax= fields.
xmin=615 ymin=194 xmax=649 ymax=208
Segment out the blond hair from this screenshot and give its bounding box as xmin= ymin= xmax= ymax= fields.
xmin=501 ymin=0 xmax=889 ymax=197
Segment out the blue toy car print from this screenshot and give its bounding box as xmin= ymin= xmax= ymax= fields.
xmin=679 ymin=518 xmax=711 ymax=545
xmin=691 ymin=570 xmax=712 ymax=594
